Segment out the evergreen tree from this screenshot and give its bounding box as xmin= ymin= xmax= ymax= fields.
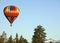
xmin=0 ymin=31 xmax=7 ymax=43
xmin=8 ymin=35 xmax=13 ymax=43
xmin=23 ymin=39 xmax=28 ymax=43
xmin=50 ymin=41 xmax=52 ymax=43
xmin=16 ymin=33 xmax=19 ymax=43
xmin=19 ymin=35 xmax=28 ymax=43
xmin=19 ymin=36 xmax=24 ymax=43
xmin=32 ymin=25 xmax=46 ymax=43
xmin=0 ymin=36 xmax=4 ymax=43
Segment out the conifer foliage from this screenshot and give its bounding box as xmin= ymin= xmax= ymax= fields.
xmin=32 ymin=25 xmax=46 ymax=43
xmin=0 ymin=25 xmax=46 ymax=43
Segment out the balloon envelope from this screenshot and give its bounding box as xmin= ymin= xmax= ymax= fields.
xmin=3 ymin=6 xmax=19 ymax=26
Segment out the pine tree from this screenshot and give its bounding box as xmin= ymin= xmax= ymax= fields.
xmin=32 ymin=25 xmax=46 ymax=43
xmin=16 ymin=33 xmax=19 ymax=43
xmin=19 ymin=35 xmax=28 ymax=43
xmin=23 ymin=39 xmax=28 ymax=43
xmin=50 ymin=41 xmax=52 ymax=43
xmin=0 ymin=31 xmax=7 ymax=43
xmin=19 ymin=36 xmax=24 ymax=43
xmin=8 ymin=35 xmax=13 ymax=43
xmin=0 ymin=36 xmax=4 ymax=43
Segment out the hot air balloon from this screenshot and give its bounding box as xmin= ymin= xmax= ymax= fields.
xmin=3 ymin=5 xmax=19 ymax=26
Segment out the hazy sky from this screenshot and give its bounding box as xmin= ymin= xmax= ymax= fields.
xmin=0 ymin=0 xmax=60 ymax=41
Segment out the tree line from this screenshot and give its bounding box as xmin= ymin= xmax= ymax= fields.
xmin=0 ymin=25 xmax=46 ymax=43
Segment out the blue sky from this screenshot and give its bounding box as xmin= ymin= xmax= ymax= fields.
xmin=0 ymin=0 xmax=60 ymax=41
